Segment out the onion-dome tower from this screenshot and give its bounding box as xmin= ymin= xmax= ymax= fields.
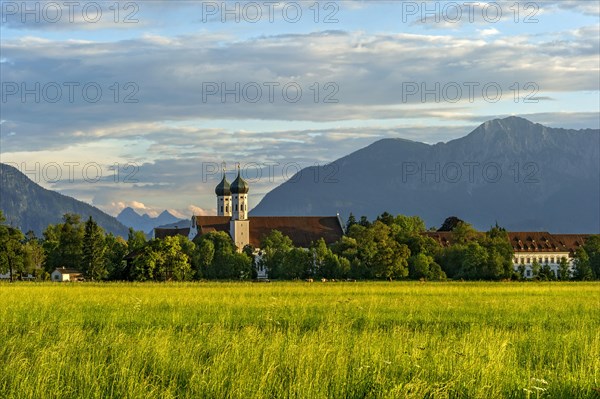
xmin=231 ymin=165 xmax=249 ymax=220
xmin=215 ymin=168 xmax=232 ymax=217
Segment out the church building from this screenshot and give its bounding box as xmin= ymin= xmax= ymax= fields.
xmin=178 ymin=167 xmax=344 ymax=252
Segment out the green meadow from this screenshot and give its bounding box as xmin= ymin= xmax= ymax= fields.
xmin=0 ymin=282 xmax=598 ymax=398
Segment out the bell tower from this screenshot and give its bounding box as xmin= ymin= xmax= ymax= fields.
xmin=230 ymin=164 xmax=250 ymax=250
xmin=215 ymin=165 xmax=232 ymax=217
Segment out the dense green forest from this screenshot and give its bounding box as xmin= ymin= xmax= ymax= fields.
xmin=1 ymin=211 xmax=599 ymax=282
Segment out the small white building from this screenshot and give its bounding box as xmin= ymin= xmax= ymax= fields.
xmin=51 ymin=267 xmax=84 ymax=282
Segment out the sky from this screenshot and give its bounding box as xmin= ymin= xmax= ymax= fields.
xmin=1 ymin=0 xmax=599 ymax=219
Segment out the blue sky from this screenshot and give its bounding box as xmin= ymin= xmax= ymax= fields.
xmin=1 ymin=0 xmax=599 ymax=218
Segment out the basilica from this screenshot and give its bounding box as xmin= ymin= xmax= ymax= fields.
xmin=154 ymin=167 xmax=344 ymax=253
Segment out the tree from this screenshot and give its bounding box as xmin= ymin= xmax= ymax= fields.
xmin=451 ymin=222 xmax=479 ymax=245
xmin=538 ymin=262 xmax=556 ymax=281
xmin=23 ymin=235 xmax=46 ymax=279
xmin=195 ymin=231 xmax=250 ymax=280
xmin=0 ymin=212 xmax=26 ymax=282
xmin=345 ymin=213 xmax=357 ymax=234
xmin=82 ymin=216 xmax=107 ymax=280
xmin=132 ymin=241 xmax=162 ymax=281
xmin=573 ymin=247 xmax=593 ymax=281
xmin=583 ymin=236 xmax=600 ymax=279
xmin=531 ymin=260 xmax=541 ymax=280
xmin=310 ymin=238 xmax=349 ymax=279
xmin=224 ymin=251 xmax=253 ymax=280
xmin=350 ymin=221 xmax=410 ymax=280
xmin=104 ymin=234 xmax=128 ymax=280
xmin=402 ymin=233 xmax=440 ymax=259
xmin=408 ymin=253 xmax=445 ymax=280
xmin=281 ymin=247 xmax=312 ymax=279
xmin=558 ymin=257 xmax=571 ymax=281
xmin=311 ymin=238 xmax=329 ymax=277
xmin=195 ymin=239 xmax=215 ymax=279
xmin=160 ymin=236 xmax=192 ymax=281
xmin=43 ymin=214 xmax=84 ymax=271
xmin=376 ymin=212 xmax=395 ymax=226
xmin=409 ymin=253 xmax=431 ymax=280
xmin=480 ymin=227 xmax=513 ymax=279
xmin=358 ymin=216 xmax=371 ymax=228
xmin=331 ymin=236 xmax=361 ymax=278
xmin=428 ymin=261 xmax=446 ymax=280
xmin=436 ymin=244 xmax=467 ymax=279
xmin=131 ymin=237 xmax=193 ymax=281
xmin=438 ymin=216 xmax=465 ymax=232
xmin=42 ymin=223 xmax=61 ymax=272
xmin=517 ymin=264 xmax=526 ymax=280
xmin=259 ymin=230 xmax=293 ymax=279
xmin=127 ymin=228 xmax=146 ymax=252
xmin=459 ymin=241 xmax=488 ymax=279
xmin=393 ymin=215 xmax=426 ymax=235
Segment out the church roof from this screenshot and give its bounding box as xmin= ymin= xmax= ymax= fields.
xmin=215 ymin=174 xmax=231 ymax=196
xmin=192 ymin=215 xmax=344 ymax=248
xmin=154 ymin=227 xmax=190 ymax=240
xmin=231 ymin=171 xmax=249 ymax=194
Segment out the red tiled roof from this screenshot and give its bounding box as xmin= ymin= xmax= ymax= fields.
xmin=422 ymin=231 xmax=596 ymax=254
xmin=422 ymin=231 xmax=457 ymax=247
xmin=552 ymin=234 xmax=590 ymax=253
xmin=193 ymin=216 xmax=344 ymax=248
xmin=154 ymin=227 xmax=190 ymax=240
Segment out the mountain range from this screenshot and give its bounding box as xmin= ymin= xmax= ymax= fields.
xmin=116 ymin=207 xmax=181 ymax=234
xmin=252 ymin=117 xmax=600 ymax=233
xmin=2 ymin=117 xmax=598 ymax=235
xmin=0 ymin=163 xmax=129 ymax=237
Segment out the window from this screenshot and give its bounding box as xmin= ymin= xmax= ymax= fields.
xmin=526 ymin=258 xmax=530 ymax=263
xmin=526 ymin=270 xmax=532 ymax=277
xmin=220 ymin=206 xmax=223 ymax=212
xmin=235 ymin=204 xmax=238 ymax=211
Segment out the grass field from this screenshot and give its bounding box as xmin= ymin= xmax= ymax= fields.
xmin=0 ymin=282 xmax=598 ymax=398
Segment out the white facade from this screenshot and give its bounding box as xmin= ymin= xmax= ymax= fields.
xmin=511 ymin=252 xmax=573 ymax=278
xmin=51 ymin=268 xmax=82 ymax=282
xmin=230 ymin=219 xmax=250 ymax=251
xmin=232 ymin=193 xmax=248 ymax=220
xmin=217 ymin=195 xmax=232 ymax=217
xmin=51 ymin=270 xmax=68 ymax=282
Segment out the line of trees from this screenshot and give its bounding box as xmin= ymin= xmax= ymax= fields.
xmin=1 ymin=211 xmax=599 ymax=281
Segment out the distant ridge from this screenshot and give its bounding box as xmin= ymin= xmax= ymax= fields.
xmin=117 ymin=207 xmax=181 ymax=234
xmin=252 ymin=117 xmax=600 ymax=233
xmin=0 ymin=163 xmax=129 ymax=237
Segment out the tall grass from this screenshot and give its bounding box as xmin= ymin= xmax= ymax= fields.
xmin=0 ymin=282 xmax=598 ymax=398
